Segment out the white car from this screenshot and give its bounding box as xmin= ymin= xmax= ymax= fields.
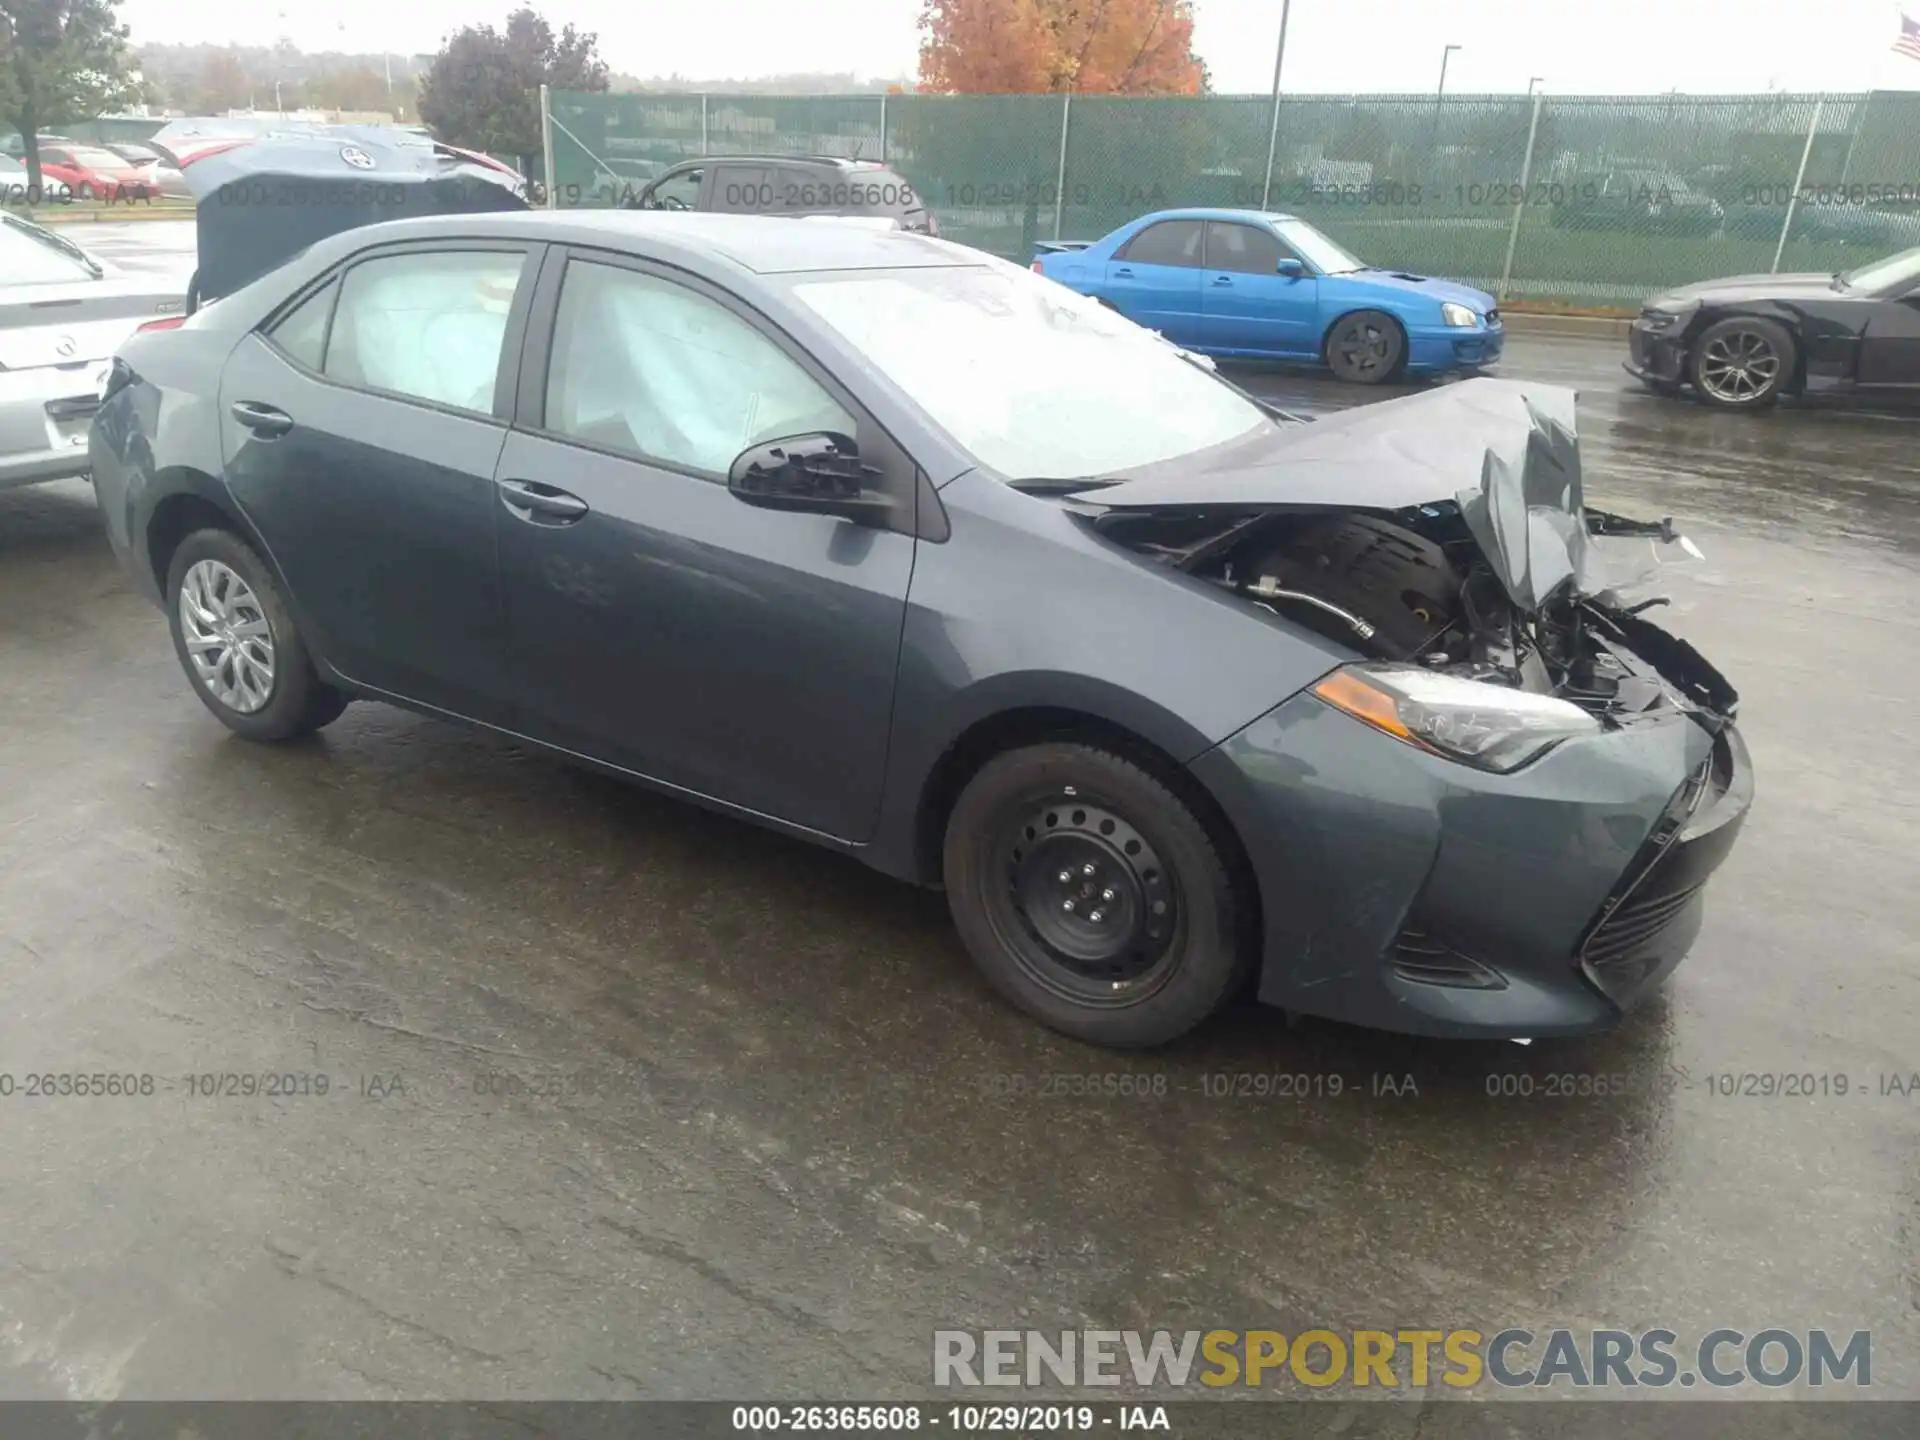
xmin=0 ymin=153 xmax=74 ymax=205
xmin=0 ymin=212 xmax=187 ymax=492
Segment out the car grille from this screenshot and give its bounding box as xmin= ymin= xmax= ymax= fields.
xmin=1390 ymin=924 xmax=1508 ymax=989
xmin=1578 ymin=752 xmax=1715 ymax=971
xmin=1584 ymin=883 xmax=1704 ymax=968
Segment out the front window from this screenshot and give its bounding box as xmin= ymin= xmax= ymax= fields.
xmin=1269 ymin=217 xmax=1365 ymax=275
xmin=0 ymin=214 xmax=98 ymax=284
xmin=790 ymin=265 xmax=1272 ymax=482
xmin=645 ymin=167 xmax=704 ymax=210
xmin=546 ymin=260 xmax=853 ymax=475
xmin=1840 ymin=244 xmax=1920 ymax=295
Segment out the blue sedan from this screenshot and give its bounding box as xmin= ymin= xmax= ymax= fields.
xmin=1032 ymin=207 xmax=1504 ymax=383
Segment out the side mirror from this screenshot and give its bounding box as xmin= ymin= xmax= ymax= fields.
xmin=728 ymin=432 xmax=898 ymax=526
xmin=1276 ymin=257 xmax=1306 ymax=278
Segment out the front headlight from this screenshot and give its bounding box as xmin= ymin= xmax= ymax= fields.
xmin=1639 ymin=299 xmax=1696 ymax=331
xmin=1309 ymin=664 xmax=1600 ymax=773
xmin=1440 ymin=301 xmax=1479 ymax=328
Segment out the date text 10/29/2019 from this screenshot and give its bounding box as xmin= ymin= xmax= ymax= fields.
xmin=730 ymin=1406 xmax=1171 ymax=1432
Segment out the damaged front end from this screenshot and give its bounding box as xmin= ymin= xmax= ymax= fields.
xmin=1071 ymin=379 xmax=1738 ymax=748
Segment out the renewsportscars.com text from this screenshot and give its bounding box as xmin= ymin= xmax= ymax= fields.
xmin=932 ymin=1328 xmax=1871 ymax=1390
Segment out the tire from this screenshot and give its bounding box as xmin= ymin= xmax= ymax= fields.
xmin=1689 ymin=316 xmax=1795 ymax=409
xmin=165 ymin=527 xmax=349 ymax=741
xmin=942 ymin=742 xmax=1249 ymax=1048
xmin=1324 ymin=310 xmax=1406 ymax=384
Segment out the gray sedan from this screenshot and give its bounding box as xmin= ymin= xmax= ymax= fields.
xmin=0 ymin=212 xmax=186 ymax=491
xmin=88 ymin=211 xmax=1752 ymax=1048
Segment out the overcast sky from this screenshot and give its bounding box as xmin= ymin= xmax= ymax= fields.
xmin=119 ymin=0 xmax=1920 ymax=95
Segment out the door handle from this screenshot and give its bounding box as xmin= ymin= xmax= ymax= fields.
xmin=1113 ymin=267 xmax=1134 ymax=277
xmin=229 ymin=400 xmax=293 ymax=438
xmin=1211 ymin=275 xmax=1234 ymax=286
xmin=497 ymin=477 xmax=589 ymax=523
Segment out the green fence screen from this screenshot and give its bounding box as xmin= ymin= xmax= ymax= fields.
xmin=548 ymin=89 xmax=1920 ymax=309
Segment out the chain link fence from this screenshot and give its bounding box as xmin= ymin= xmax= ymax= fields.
xmin=548 ymin=89 xmax=1920 ymax=309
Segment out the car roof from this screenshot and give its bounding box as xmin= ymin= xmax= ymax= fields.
xmin=665 ymin=153 xmax=893 ymax=172
xmin=1128 ymin=208 xmax=1302 ymax=225
xmin=301 ymin=209 xmax=979 ymax=276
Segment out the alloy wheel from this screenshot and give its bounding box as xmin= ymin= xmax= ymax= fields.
xmin=1334 ymin=320 xmax=1392 ymax=377
xmin=1697 ymin=328 xmax=1780 ymax=403
xmin=178 ymin=559 xmax=276 ymax=714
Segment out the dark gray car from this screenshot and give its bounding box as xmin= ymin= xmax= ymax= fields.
xmin=622 ymin=155 xmax=936 ymax=235
xmin=89 ymin=211 xmax=1752 ymax=1048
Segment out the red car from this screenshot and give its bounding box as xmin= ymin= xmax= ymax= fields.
xmin=35 ymin=143 xmax=155 ymax=201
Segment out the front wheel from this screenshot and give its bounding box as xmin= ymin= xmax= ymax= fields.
xmin=1689 ymin=316 xmax=1794 ymax=409
xmin=1325 ymin=310 xmax=1406 ymax=384
xmin=943 ymin=743 xmax=1249 ymax=1048
xmin=166 ymin=528 xmax=350 ymax=741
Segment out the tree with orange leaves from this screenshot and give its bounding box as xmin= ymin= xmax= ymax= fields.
xmin=917 ymin=0 xmax=1204 ymax=96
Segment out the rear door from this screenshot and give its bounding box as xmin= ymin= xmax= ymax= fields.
xmin=218 ymin=240 xmax=540 ymax=723
xmin=1101 ymin=219 xmax=1205 ymax=344
xmin=1857 ymin=291 xmax=1920 ymax=389
xmin=1197 ymin=219 xmax=1319 ymax=355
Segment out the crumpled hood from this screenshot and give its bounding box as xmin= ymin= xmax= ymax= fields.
xmin=1080 ymin=377 xmax=1590 ymax=612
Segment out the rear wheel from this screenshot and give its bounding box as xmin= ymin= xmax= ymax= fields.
xmin=1325 ymin=310 xmax=1406 ymax=384
xmin=1689 ymin=316 xmax=1794 ymax=409
xmin=943 ymin=742 xmax=1248 ymax=1048
xmin=165 ymin=528 xmax=349 ymax=741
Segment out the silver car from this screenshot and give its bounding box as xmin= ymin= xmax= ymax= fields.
xmin=0 ymin=212 xmax=187 ymax=491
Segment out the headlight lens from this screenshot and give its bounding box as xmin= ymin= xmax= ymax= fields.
xmin=1310 ymin=664 xmax=1600 ymax=773
xmin=1440 ymin=301 xmax=1479 ymax=327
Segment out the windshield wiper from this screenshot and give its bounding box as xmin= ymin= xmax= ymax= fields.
xmin=1008 ymin=477 xmax=1122 ymax=495
xmin=32 ymin=223 xmax=103 ymax=277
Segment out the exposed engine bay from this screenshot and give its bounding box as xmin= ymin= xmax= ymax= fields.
xmin=1086 ymin=503 xmax=1741 ymax=729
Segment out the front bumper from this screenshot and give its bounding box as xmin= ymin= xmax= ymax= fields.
xmin=1408 ymin=322 xmax=1505 ymax=374
xmin=1624 ymin=320 xmax=1689 ymax=387
xmin=0 ymin=363 xmax=111 ymax=492
xmin=1191 ymin=693 xmax=1751 ymax=1038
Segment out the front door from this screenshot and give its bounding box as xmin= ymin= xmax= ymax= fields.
xmin=1101 ymin=218 xmax=1205 ymax=344
xmin=491 ymin=251 xmax=916 ymax=840
xmin=1858 ymin=294 xmax=1920 ymax=389
xmin=1197 ymin=219 xmax=1320 ymax=356
xmin=218 ymin=243 xmax=537 ymax=723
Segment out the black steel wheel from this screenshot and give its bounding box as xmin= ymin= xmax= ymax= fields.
xmin=1689 ymin=316 xmax=1795 ymax=409
xmin=1324 ymin=310 xmax=1406 ymax=384
xmin=943 ymin=742 xmax=1248 ymax=1048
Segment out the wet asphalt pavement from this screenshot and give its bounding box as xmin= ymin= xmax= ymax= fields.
xmin=1 ymin=223 xmax=1917 ymax=1417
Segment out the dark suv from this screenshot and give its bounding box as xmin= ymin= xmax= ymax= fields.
xmin=622 ymin=154 xmax=936 ymax=234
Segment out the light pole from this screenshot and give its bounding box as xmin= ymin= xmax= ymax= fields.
xmin=1527 ymin=76 xmax=1544 ymax=95
xmin=1429 ymin=43 xmax=1461 ymax=157
xmin=1258 ymin=0 xmax=1293 ymax=211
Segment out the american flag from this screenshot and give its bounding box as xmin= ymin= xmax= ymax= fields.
xmin=1895 ymin=11 xmax=1920 ymax=61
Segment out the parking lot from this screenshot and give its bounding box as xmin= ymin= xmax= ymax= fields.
xmin=1 ymin=220 xmax=1918 ymax=1412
